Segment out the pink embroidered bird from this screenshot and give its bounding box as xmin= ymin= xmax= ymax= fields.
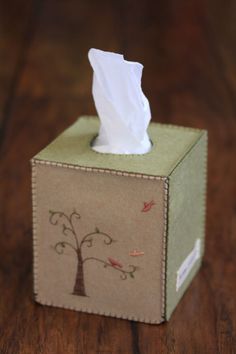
xmin=141 ymin=200 xmax=155 ymax=212
xmin=108 ymin=257 xmax=123 ymax=268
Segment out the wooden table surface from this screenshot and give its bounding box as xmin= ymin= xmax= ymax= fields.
xmin=0 ymin=1 xmax=236 ymax=353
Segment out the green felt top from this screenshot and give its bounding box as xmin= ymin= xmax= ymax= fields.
xmin=34 ymin=116 xmax=205 ymax=177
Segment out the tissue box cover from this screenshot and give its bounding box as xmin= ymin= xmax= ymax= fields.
xmin=31 ymin=116 xmax=207 ymax=324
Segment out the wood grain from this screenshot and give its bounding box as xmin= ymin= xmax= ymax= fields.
xmin=0 ymin=0 xmax=236 ymax=353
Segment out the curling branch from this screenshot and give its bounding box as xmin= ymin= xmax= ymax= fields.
xmin=49 ymin=210 xmax=80 ymax=250
xmin=53 ymin=241 xmax=78 ymax=255
xmin=80 ymin=229 xmax=114 ymax=249
xmin=82 ymin=257 xmax=137 ymax=280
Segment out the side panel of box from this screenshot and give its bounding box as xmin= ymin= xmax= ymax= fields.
xmin=32 ymin=161 xmax=167 ymax=324
xmin=166 ymin=131 xmax=207 ymax=319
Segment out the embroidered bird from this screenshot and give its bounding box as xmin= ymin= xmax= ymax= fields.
xmin=108 ymin=257 xmax=123 ymax=268
xmin=141 ymin=200 xmax=155 ymax=212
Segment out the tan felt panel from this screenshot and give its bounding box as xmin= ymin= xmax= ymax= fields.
xmin=33 ymin=163 xmax=166 ymax=323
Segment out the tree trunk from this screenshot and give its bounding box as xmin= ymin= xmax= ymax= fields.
xmin=72 ymin=249 xmax=87 ymax=296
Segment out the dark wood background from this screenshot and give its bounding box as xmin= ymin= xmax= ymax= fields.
xmin=0 ymin=0 xmax=236 ymax=353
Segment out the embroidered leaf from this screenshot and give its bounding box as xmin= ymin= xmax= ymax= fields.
xmin=130 ymin=272 xmax=134 ymax=279
xmin=95 ymin=227 xmax=100 ymax=233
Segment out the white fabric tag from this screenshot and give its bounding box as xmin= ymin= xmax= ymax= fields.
xmin=176 ymin=239 xmax=201 ymax=292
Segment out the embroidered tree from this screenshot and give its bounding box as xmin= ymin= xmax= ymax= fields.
xmin=49 ymin=210 xmax=138 ymax=297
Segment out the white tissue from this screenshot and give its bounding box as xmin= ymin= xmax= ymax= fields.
xmin=88 ymin=48 xmax=152 ymax=154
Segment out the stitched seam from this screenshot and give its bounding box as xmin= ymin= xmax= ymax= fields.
xmin=32 ymin=158 xmax=167 ymax=180
xmin=201 ymin=132 xmax=208 ymax=255
xmin=31 ymin=160 xmax=39 ymax=295
xmin=161 ymin=177 xmax=169 ymax=320
xmin=35 ymin=296 xmax=164 ymax=324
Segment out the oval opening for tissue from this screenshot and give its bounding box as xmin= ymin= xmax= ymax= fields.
xmin=90 ymin=135 xmax=153 ymax=156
